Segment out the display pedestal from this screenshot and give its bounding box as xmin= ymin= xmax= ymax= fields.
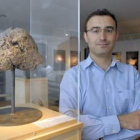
xmin=0 ymin=103 xmax=83 ymax=140
xmin=15 ymin=78 xmax=48 ymax=107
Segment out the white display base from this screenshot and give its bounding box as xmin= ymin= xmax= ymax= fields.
xmin=15 ymin=78 xmax=48 ymax=107
xmin=0 ymin=103 xmax=83 ymax=140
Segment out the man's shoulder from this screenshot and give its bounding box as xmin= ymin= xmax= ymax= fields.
xmin=117 ymin=61 xmax=133 ymax=67
xmin=117 ymin=61 xmax=137 ymax=72
xmin=64 ymin=60 xmax=86 ymax=74
xmin=64 ymin=65 xmax=78 ymax=77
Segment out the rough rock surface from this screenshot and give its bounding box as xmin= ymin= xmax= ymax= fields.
xmin=0 ymin=28 xmax=43 ymax=71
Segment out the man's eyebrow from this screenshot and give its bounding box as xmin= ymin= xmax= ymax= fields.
xmin=90 ymin=26 xmax=100 ymax=29
xmin=89 ymin=26 xmax=115 ymax=30
xmin=87 ymin=26 xmax=100 ymax=31
xmin=105 ymin=26 xmax=115 ymax=29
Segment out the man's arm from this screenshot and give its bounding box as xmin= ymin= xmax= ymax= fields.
xmin=118 ymin=110 xmax=140 ymax=130
xmin=59 ymin=70 xmax=120 ymax=140
xmin=104 ymin=69 xmax=140 ymax=140
xmin=103 ymin=111 xmax=140 ymax=140
xmin=60 ymin=89 xmax=121 ymax=140
xmin=59 ymin=68 xmax=140 ymax=140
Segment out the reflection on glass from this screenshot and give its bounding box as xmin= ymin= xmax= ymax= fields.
xmin=54 ymin=50 xmax=65 ymax=71
xmin=30 ymin=0 xmax=78 ymax=114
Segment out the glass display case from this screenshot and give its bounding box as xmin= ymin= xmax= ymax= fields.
xmin=0 ymin=0 xmax=83 ymax=139
xmin=29 ymin=0 xmax=80 ymax=110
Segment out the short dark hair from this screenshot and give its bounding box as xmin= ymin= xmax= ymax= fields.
xmin=84 ymin=9 xmax=117 ymax=32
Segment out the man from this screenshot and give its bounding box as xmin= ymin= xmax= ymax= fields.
xmin=59 ymin=9 xmax=140 ymax=140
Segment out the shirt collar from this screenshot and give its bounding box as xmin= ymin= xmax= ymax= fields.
xmin=110 ymin=59 xmax=123 ymax=72
xmin=115 ymin=60 xmax=124 ymax=72
xmin=83 ymin=55 xmax=124 ymax=72
xmin=83 ymin=55 xmax=93 ymax=69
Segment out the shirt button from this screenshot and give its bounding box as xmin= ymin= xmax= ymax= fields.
xmin=106 ymin=89 xmax=109 ymax=92
xmin=108 ymin=106 xmax=111 ymax=110
xmin=111 ymin=69 xmax=114 ymax=72
xmin=112 ymin=130 xmax=116 ymax=133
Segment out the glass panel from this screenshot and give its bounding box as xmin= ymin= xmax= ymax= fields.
xmin=0 ymin=0 xmax=81 ymax=133
xmin=0 ymin=0 xmax=79 ymax=117
xmin=30 ymin=0 xmax=79 ymax=119
xmin=0 ymin=1 xmax=30 ymax=108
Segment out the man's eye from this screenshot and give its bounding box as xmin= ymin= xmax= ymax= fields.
xmin=106 ymin=29 xmax=113 ymax=33
xmin=12 ymin=42 xmax=18 ymax=46
xmin=92 ymin=30 xmax=100 ymax=33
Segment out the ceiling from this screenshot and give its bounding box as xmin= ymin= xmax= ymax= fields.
xmin=0 ymin=0 xmax=140 ymax=39
xmin=0 ymin=0 xmax=30 ymax=31
xmin=80 ymin=0 xmax=140 ymax=39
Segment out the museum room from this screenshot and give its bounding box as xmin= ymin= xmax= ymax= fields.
xmin=0 ymin=0 xmax=140 ymax=139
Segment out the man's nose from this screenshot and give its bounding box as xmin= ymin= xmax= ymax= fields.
xmin=99 ymin=30 xmax=106 ymax=40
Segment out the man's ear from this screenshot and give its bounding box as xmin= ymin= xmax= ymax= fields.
xmin=83 ymin=32 xmax=88 ymax=43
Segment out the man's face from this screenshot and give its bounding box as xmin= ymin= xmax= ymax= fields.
xmin=84 ymin=15 xmax=119 ymax=58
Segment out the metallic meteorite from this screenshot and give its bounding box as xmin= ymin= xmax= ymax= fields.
xmin=0 ymin=28 xmax=43 ymax=71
